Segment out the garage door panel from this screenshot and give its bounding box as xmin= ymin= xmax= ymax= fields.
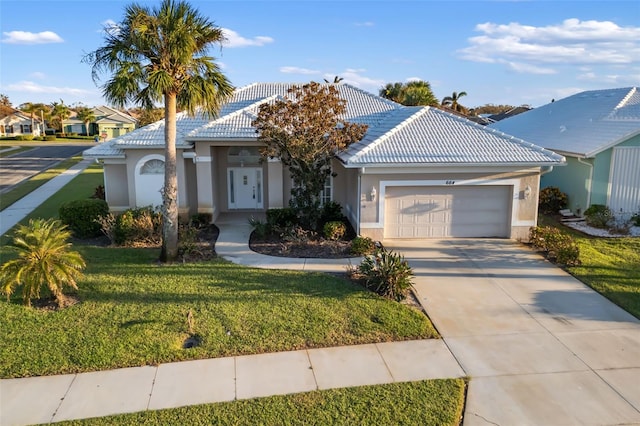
xmin=385 ymin=186 xmax=511 ymax=239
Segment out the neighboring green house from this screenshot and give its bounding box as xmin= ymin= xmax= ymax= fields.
xmin=490 ymin=87 xmax=640 ymax=217
xmin=64 ymin=106 xmax=137 ymax=140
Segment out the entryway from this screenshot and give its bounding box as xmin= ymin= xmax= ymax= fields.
xmin=227 ymin=167 xmax=263 ymax=209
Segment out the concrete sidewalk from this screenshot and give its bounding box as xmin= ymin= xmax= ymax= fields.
xmin=0 ymin=158 xmax=93 ymax=237
xmin=1 ymin=340 xmax=464 ymax=425
xmin=387 ymin=239 xmax=640 ymax=426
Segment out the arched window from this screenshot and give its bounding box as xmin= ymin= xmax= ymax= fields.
xmin=140 ymin=159 xmax=164 ymax=175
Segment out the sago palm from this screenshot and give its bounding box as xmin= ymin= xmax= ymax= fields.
xmin=84 ymin=0 xmax=234 ymax=262
xmin=0 ymin=218 xmax=85 ymax=308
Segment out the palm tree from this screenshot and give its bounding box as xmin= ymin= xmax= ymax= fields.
xmin=403 ymin=81 xmax=439 ymax=106
xmin=0 ymin=219 xmax=85 ymax=308
xmin=324 ymin=76 xmax=344 ymax=84
xmin=441 ymin=91 xmax=468 ymax=113
xmin=50 ymin=100 xmax=71 ymax=135
xmin=379 ymin=82 xmax=405 ymax=103
xmin=84 ymin=0 xmax=234 ymax=262
xmin=76 ymin=106 xmax=96 ymax=136
xmin=379 ymin=81 xmax=438 ymax=106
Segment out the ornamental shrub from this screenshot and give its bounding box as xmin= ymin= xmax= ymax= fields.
xmin=44 ymin=135 xmax=56 ymax=141
xmin=266 ymin=208 xmax=298 ymax=228
xmin=350 ymin=236 xmax=376 ymax=256
xmin=59 ymin=198 xmax=109 ymax=238
xmin=112 ymin=207 xmax=162 ymax=246
xmin=323 ymin=221 xmax=346 ymax=241
xmin=584 ymin=204 xmax=613 ymax=229
xmin=538 ymin=186 xmax=568 ymax=215
xmin=528 ymin=226 xmax=580 ymax=266
xmin=354 ymin=248 xmax=414 ymax=301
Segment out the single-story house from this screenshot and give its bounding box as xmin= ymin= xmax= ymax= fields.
xmin=489 ymin=87 xmax=640 ymax=216
xmin=0 ymin=110 xmax=43 ymax=137
xmin=83 ymin=83 xmax=565 ymax=241
xmin=64 ymin=105 xmax=137 ymax=139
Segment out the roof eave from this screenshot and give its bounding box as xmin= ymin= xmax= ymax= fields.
xmin=339 ymin=161 xmax=566 ymax=169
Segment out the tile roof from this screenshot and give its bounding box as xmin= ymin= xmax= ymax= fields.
xmin=338 ymin=107 xmax=564 ymax=166
xmin=488 ymin=87 xmax=640 ymax=157
xmin=84 ymin=82 xmax=564 ymax=166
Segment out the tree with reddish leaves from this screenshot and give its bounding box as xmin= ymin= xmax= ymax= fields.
xmin=253 ymin=82 xmax=367 ymax=229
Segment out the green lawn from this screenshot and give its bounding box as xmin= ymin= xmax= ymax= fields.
xmin=538 ymin=216 xmax=640 ymax=318
xmin=0 ymin=245 xmax=437 ymax=378
xmin=54 ymin=379 xmax=466 ymax=426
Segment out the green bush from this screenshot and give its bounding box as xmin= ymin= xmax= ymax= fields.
xmin=248 ymin=217 xmax=271 ymax=240
xmin=100 ymin=207 xmax=162 ymax=246
xmin=59 ymin=199 xmax=109 ymax=238
xmin=350 ymin=236 xmax=376 ymax=256
xmin=44 ymin=135 xmax=56 ymax=141
xmin=15 ymin=134 xmax=34 ymax=141
xmin=584 ymin=204 xmax=613 ymax=229
xmin=631 ymin=212 xmax=640 ymax=227
xmin=266 ymin=208 xmax=298 ymax=227
xmin=538 ymin=186 xmax=568 ymax=215
xmin=320 ymin=201 xmax=345 ymax=224
xmin=188 ymin=213 xmax=212 ymax=228
xmin=529 ymin=226 xmax=580 ymax=266
xmin=323 ymin=221 xmax=346 ymax=241
xmin=352 ymin=248 xmax=414 ymax=301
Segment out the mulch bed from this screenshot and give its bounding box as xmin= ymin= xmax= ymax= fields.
xmin=249 ymin=232 xmax=354 ymax=259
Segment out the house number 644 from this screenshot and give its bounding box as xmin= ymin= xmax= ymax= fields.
xmin=445 ymin=180 xmax=455 ymax=185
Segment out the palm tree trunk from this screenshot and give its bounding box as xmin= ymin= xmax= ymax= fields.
xmin=160 ymin=93 xmax=179 ymax=262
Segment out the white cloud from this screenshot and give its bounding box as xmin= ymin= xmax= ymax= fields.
xmin=504 ymin=61 xmax=557 ymax=75
xmin=458 ymin=18 xmax=640 ymax=73
xmin=280 ymin=66 xmax=320 ymax=75
xmin=99 ymin=19 xmax=118 ymax=34
xmin=222 ymin=28 xmax=274 ymax=48
xmin=2 ymin=30 xmax=63 ymax=44
xmin=29 ymin=72 xmax=46 ymax=80
xmin=354 ymin=22 xmax=374 ymax=27
xmin=339 ymin=69 xmax=385 ymax=91
xmin=6 ymin=81 xmax=91 ymax=97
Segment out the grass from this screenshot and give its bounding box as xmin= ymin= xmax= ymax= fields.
xmin=0 ymin=244 xmax=437 ymax=378
xmin=538 ymin=215 xmax=640 ymax=318
xmin=0 ymin=156 xmax=86 ymax=212
xmin=55 ymin=379 xmax=466 ymax=426
xmin=0 ymin=138 xmax=95 ymax=146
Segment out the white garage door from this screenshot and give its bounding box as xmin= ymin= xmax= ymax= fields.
xmin=385 ymin=186 xmax=512 ymax=238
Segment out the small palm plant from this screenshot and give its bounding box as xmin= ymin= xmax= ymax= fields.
xmin=1 ymin=218 xmax=86 ymax=308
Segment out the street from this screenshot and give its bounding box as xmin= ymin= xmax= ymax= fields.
xmin=0 ymin=144 xmax=94 ymax=193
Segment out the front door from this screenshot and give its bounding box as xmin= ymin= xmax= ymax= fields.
xmin=228 ymin=167 xmax=263 ymax=209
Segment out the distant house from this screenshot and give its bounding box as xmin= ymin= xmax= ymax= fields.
xmin=63 ymin=106 xmax=137 ymax=139
xmin=0 ymin=109 xmax=43 ymax=137
xmin=489 ymin=87 xmax=640 ymax=216
xmin=84 ymin=82 xmax=564 ymax=241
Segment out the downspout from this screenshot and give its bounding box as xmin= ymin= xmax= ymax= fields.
xmin=577 ymin=157 xmax=594 ymax=211
xmin=356 ymin=168 xmax=363 ymax=235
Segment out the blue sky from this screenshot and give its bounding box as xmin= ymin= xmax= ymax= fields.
xmin=1 ymin=0 xmax=638 ymax=110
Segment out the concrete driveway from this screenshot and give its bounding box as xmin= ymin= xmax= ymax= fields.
xmin=385 ymin=239 xmax=640 ymax=426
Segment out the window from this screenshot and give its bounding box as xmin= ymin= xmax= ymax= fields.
xmin=320 ymin=174 xmax=332 ymax=205
xmin=140 ymin=159 xmax=165 ymax=175
xmin=20 ymin=124 xmax=32 ymax=133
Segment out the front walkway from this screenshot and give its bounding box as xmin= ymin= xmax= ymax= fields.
xmin=386 ymin=239 xmax=640 ymax=425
